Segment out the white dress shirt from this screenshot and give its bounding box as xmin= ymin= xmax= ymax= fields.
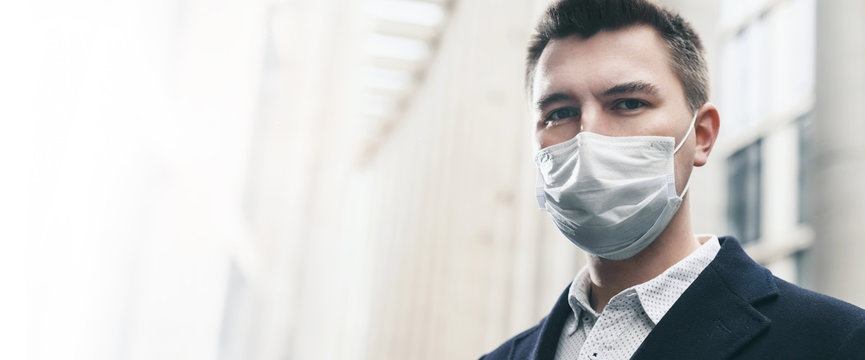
xmin=554 ymin=235 xmax=721 ymax=360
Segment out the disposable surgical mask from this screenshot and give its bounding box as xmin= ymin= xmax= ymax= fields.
xmin=534 ymin=111 xmax=697 ymax=260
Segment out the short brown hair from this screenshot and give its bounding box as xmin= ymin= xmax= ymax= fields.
xmin=526 ymin=0 xmax=708 ymax=112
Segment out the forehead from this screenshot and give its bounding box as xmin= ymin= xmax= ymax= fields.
xmin=532 ymin=25 xmax=681 ymax=100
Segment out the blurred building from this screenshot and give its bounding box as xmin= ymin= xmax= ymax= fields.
xmin=674 ymin=0 xmax=865 ymax=309
xmin=272 ymin=0 xmax=865 ymax=358
xmin=243 ymin=1 xmax=582 ymax=358
xmin=6 ymin=0 xmax=865 ymax=360
xmin=251 ymin=0 xmax=865 ymax=358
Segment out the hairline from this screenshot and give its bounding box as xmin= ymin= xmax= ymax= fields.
xmin=527 ymin=23 xmax=705 ymax=113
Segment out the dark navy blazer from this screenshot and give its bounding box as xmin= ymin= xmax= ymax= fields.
xmin=481 ymin=237 xmax=865 ymax=360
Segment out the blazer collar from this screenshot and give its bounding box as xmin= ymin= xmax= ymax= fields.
xmin=527 ymin=286 xmax=570 ymax=360
xmin=630 ymin=236 xmax=778 ymax=360
xmin=525 ymin=237 xmax=777 ymax=360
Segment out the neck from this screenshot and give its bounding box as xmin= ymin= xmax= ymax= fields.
xmin=586 ymin=199 xmax=700 ymax=313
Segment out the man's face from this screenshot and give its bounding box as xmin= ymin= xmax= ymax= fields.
xmin=531 ymin=25 xmax=696 ymax=193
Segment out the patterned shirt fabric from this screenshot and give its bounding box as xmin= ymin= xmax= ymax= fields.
xmin=554 ymin=235 xmax=721 ymax=360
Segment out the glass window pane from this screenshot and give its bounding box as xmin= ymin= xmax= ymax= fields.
xmin=727 ymin=139 xmax=763 ymax=245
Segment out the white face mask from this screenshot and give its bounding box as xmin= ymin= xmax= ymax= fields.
xmin=534 ymin=111 xmax=697 ymax=260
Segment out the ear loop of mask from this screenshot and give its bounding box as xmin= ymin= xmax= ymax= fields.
xmin=673 ymin=110 xmax=699 ymax=199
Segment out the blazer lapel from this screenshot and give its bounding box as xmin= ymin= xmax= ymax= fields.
xmin=522 ymin=286 xmax=571 ymax=360
xmin=631 ymin=237 xmax=777 ymax=360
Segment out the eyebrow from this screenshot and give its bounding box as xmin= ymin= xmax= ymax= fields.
xmin=602 ymin=81 xmax=660 ymax=96
xmin=534 ymin=81 xmax=660 ymax=111
xmin=535 ymin=92 xmax=575 ymax=111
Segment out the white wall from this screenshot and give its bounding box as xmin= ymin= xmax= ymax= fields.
xmin=0 ymin=1 xmax=268 ymax=359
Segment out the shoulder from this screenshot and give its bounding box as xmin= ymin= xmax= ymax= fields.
xmin=713 ymin=236 xmax=865 ymax=324
xmin=758 ymin=276 xmax=865 ymax=358
xmin=773 ymin=276 xmax=865 ymax=312
xmin=479 ymin=320 xmax=544 ymax=360
xmin=771 ymin=276 xmax=865 ymax=329
xmin=481 ymin=284 xmax=573 ymax=359
xmin=706 ymin=237 xmax=865 ymax=357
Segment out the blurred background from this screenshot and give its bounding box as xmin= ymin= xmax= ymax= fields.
xmin=1 ymin=0 xmax=864 ymax=359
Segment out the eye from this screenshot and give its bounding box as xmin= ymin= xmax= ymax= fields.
xmin=546 ymin=107 xmax=579 ymax=121
xmin=613 ymin=99 xmax=648 ymax=111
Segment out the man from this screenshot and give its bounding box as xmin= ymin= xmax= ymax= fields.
xmin=481 ymin=0 xmax=865 ymax=359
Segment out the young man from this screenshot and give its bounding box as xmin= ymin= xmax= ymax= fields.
xmin=481 ymin=0 xmax=865 ymax=359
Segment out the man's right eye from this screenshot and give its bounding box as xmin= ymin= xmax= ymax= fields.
xmin=546 ymin=108 xmax=579 ymax=121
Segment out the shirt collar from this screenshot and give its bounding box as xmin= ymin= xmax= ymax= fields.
xmin=566 ymin=267 xmax=597 ymax=324
xmin=634 ymin=234 xmax=720 ymax=324
xmin=566 ymin=235 xmax=721 ymax=325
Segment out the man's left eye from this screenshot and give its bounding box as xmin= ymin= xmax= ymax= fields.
xmin=614 ymin=99 xmax=647 ymax=110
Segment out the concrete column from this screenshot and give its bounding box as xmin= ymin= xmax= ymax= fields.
xmin=812 ymin=0 xmax=865 ymax=307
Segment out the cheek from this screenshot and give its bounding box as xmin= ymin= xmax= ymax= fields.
xmin=537 ymin=122 xmax=580 ymax=149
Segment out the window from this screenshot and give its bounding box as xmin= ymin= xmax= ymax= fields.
xmin=727 ymin=139 xmax=762 ymax=245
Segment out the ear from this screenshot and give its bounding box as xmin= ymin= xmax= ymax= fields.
xmin=693 ymin=103 xmax=720 ymax=167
